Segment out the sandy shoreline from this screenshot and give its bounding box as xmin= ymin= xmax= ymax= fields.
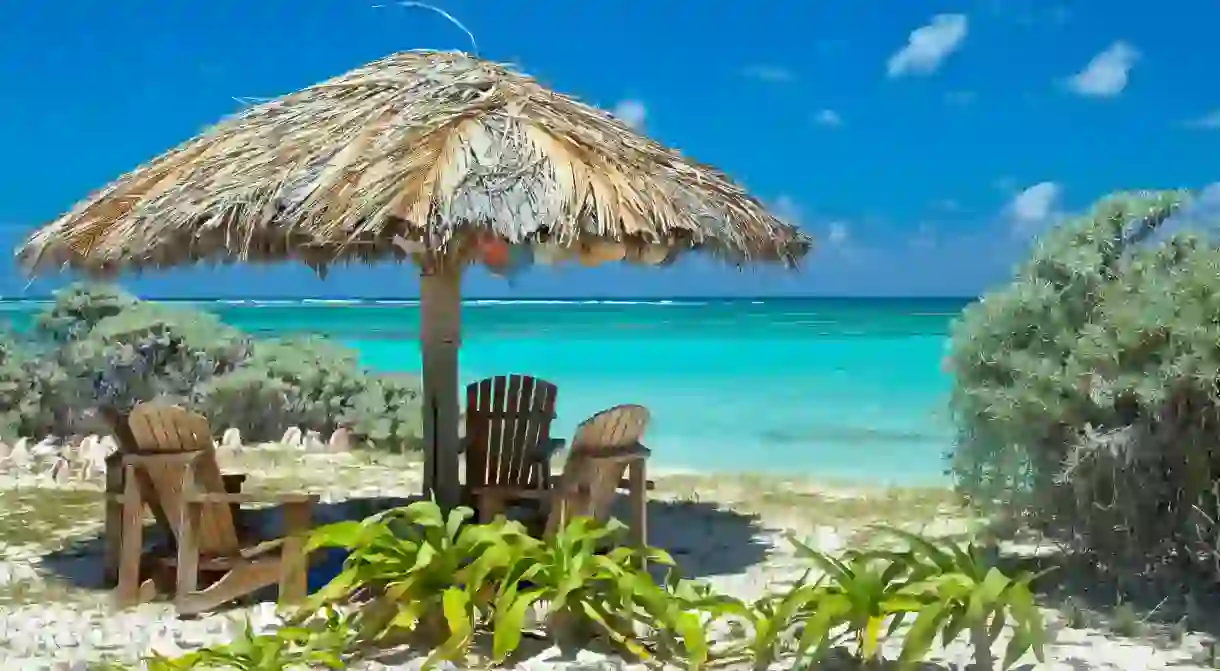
xmin=0 ymin=437 xmax=1216 ymax=669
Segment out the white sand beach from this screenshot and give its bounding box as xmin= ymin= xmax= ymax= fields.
xmin=0 ymin=435 xmax=1216 ymax=670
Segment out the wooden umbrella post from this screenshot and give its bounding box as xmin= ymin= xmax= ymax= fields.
xmin=418 ymin=267 xmax=463 ymax=510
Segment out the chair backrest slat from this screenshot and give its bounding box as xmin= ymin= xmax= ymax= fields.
xmin=545 ymin=404 xmax=650 ymax=537
xmin=464 ymin=374 xmax=558 ymax=490
xmin=127 ymin=403 xmax=240 ymax=556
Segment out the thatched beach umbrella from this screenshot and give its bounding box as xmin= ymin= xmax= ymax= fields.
xmin=16 ymin=50 xmax=811 ymax=508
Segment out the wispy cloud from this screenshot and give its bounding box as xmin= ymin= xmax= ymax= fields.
xmin=1006 ymin=181 xmax=1063 ymax=233
xmin=611 ymin=99 xmax=647 ymax=129
xmin=813 ymin=109 xmax=843 ymax=128
xmin=1184 ymin=110 xmax=1220 ymax=130
xmin=740 ymin=65 xmax=796 ymax=84
xmin=826 ymin=221 xmax=850 ymax=246
xmin=1066 ymin=42 xmax=1139 ymax=98
xmin=886 ymin=14 xmax=969 ymax=78
xmin=771 ymin=195 xmax=804 ymax=227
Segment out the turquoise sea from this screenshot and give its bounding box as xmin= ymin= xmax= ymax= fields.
xmin=1 ymin=298 xmax=967 ymax=485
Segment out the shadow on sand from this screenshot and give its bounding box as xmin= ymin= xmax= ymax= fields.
xmin=40 ymin=495 xmax=768 ymax=599
xmin=995 ymin=546 xmax=1220 ymax=641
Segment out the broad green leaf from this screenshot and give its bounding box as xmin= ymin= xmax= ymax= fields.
xmin=899 ymin=601 xmax=948 ymax=668
xmin=491 ymin=588 xmax=544 ymax=662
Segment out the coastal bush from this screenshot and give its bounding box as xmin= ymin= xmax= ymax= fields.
xmin=16 ymin=283 xmax=423 ymax=448
xmin=34 ymin=282 xmax=138 ymax=343
xmin=946 ymin=190 xmax=1220 ymax=581
xmin=63 ymin=302 xmax=252 ymax=415
xmin=0 ymin=334 xmax=69 ymax=441
xmin=213 ymin=337 xmax=423 ymax=447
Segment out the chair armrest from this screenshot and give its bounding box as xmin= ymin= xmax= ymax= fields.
xmin=186 ymin=492 xmax=318 ymax=505
xmin=580 ymin=443 xmax=651 ymax=462
xmin=470 ymin=485 xmax=550 ymax=501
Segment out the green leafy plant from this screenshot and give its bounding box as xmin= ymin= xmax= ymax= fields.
xmin=788 ymin=538 xmax=927 ymax=666
xmin=304 ymin=500 xmax=532 ymax=666
xmin=139 ymin=614 xmax=350 ymax=670
xmin=717 ymin=575 xmax=821 ymax=671
xmin=878 ymin=527 xmax=1048 ymax=670
xmin=507 ymin=516 xmax=671 ymax=658
xmin=632 ymin=571 xmax=741 ymax=670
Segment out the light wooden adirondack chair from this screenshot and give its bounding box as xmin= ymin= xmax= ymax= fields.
xmin=101 ymin=407 xmax=248 ymax=587
xmin=463 ymin=374 xmax=563 ymax=507
xmin=115 ymin=403 xmax=317 ymax=616
xmin=475 ymin=404 xmax=653 ymax=550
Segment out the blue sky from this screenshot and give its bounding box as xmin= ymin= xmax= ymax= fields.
xmin=0 ymin=0 xmax=1217 ymax=298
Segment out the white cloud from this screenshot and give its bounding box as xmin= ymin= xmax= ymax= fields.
xmin=772 ymin=195 xmax=804 ymax=226
xmin=827 ymin=221 xmax=850 ymax=246
xmin=886 ymin=14 xmax=969 ymax=78
xmin=813 ymin=109 xmax=843 ymax=127
xmin=1066 ymin=42 xmax=1139 ymax=98
xmin=1007 ymin=181 xmax=1062 ymax=231
xmin=741 ymin=65 xmax=796 ymax=83
xmin=1185 ymin=110 xmax=1220 ymax=129
xmin=611 ymin=99 xmax=647 ymax=129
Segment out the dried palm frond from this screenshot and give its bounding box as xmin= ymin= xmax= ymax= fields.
xmin=16 ymin=50 xmax=811 ymax=277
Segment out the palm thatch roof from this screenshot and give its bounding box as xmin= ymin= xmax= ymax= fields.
xmin=16 ymin=50 xmax=811 ymax=277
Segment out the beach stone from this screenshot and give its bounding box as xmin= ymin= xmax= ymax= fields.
xmin=9 ymin=438 xmax=30 ymax=467
xmin=220 ymin=427 xmax=242 ymax=451
xmin=78 ymin=435 xmax=107 ymax=479
xmin=49 ymin=457 xmax=71 ymax=484
xmin=327 ymin=427 xmax=353 ymax=453
xmin=280 ymin=426 xmax=303 ymax=449
xmin=302 ymin=430 xmax=326 ymax=452
xmin=31 ymin=436 xmax=59 ymax=460
xmin=98 ymin=434 xmax=118 ymax=454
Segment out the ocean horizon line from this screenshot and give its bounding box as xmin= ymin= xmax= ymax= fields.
xmin=0 ymin=295 xmax=978 ymax=304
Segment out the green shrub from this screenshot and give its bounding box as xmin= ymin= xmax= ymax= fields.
xmin=337 ymin=372 xmax=423 ymax=451
xmin=945 ymin=190 xmax=1220 ymax=577
xmin=19 ymin=283 xmax=421 ymax=449
xmin=0 ymin=334 xmax=69 ymax=441
xmin=63 ymin=302 xmax=251 ymax=416
xmin=35 ymin=282 xmax=139 ymax=343
xmin=206 ymin=337 xmax=422 ymax=447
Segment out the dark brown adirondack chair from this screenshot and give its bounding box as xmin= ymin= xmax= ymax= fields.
xmin=463 ymin=375 xmax=563 ymax=514
xmin=115 ymin=403 xmax=316 ymax=616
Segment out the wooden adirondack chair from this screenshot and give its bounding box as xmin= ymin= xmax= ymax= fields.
xmin=115 ymin=403 xmax=317 ymax=616
xmin=474 ymin=404 xmax=653 ymax=550
xmin=463 ymin=374 xmax=563 ymax=508
xmin=101 ymin=406 xmax=248 ymax=587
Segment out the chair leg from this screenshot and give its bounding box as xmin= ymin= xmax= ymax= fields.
xmin=277 ymin=501 xmax=312 ymax=606
xmin=627 ymin=459 xmax=649 ymax=568
xmin=115 ymin=468 xmax=147 ymax=608
xmin=475 ymin=492 xmax=508 ymax=524
xmin=174 ymin=501 xmax=203 ymax=614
